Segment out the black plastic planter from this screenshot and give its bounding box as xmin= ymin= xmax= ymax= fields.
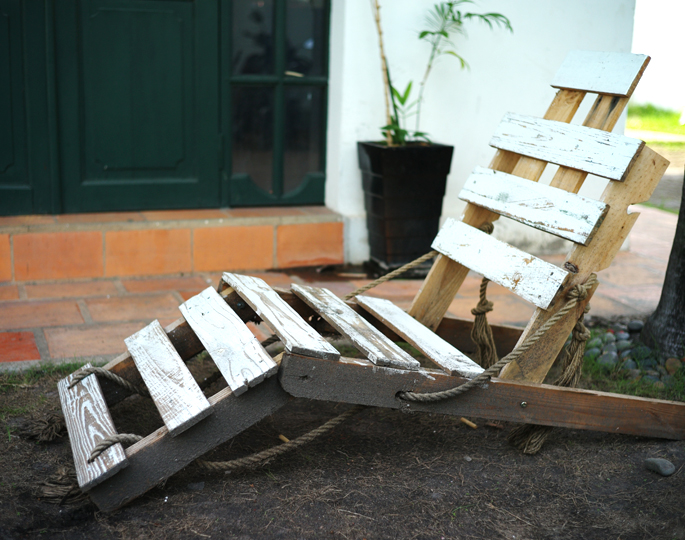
xmin=357 ymin=141 xmax=453 ymax=271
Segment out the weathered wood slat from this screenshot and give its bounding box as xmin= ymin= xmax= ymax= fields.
xmin=459 ymin=166 xmax=608 ymax=245
xmin=58 ymin=363 xmax=128 ymax=491
xmin=280 ymin=355 xmax=685 ymax=440
xmin=499 ymin=145 xmax=670 ymax=384
xmin=490 ymin=113 xmax=644 ymax=181
xmin=356 ymin=295 xmax=482 ymax=378
xmin=223 ymin=273 xmax=339 ymax=361
xmin=408 ymin=88 xmax=587 ymax=331
xmin=432 ymin=219 xmax=569 ymax=309
xmin=125 ymin=321 xmax=213 ymax=437
xmin=88 ymin=376 xmax=290 ymax=513
xmin=291 ymin=284 xmax=420 ymax=370
xmin=180 ymin=287 xmax=278 ymax=396
xmin=551 ymin=51 xmax=649 ymax=96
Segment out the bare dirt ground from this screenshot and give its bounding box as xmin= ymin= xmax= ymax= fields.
xmin=1 ymin=359 xmax=684 ymax=540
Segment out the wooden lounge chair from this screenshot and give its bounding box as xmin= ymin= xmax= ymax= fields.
xmin=58 ymin=50 xmax=685 ymax=512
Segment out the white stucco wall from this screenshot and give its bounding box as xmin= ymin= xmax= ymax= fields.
xmin=326 ymin=0 xmax=637 ymax=263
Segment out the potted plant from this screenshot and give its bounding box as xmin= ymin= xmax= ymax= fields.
xmin=358 ymin=1 xmax=512 ymax=273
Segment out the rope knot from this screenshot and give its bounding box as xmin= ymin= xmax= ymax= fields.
xmin=479 ymin=222 xmax=495 ymax=234
xmin=471 ymin=299 xmax=494 ymax=316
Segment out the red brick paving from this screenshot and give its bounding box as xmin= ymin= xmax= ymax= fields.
xmin=0 ymin=332 xmax=41 ymax=362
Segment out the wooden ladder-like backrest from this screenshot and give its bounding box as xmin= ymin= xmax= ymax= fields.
xmin=408 ymin=51 xmax=670 ymax=383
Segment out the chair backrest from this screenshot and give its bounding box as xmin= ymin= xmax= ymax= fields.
xmin=407 ymin=50 xmax=670 ymax=383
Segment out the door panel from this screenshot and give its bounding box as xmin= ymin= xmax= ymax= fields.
xmin=56 ymin=0 xmax=219 ymax=213
xmin=0 ymin=0 xmax=29 ymax=212
xmin=224 ymin=0 xmax=329 ymax=207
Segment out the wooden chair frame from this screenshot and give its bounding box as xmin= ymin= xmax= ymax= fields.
xmin=58 ymin=51 xmax=685 ymax=512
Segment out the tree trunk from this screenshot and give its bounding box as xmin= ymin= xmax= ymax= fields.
xmin=641 ymin=169 xmax=685 ymax=358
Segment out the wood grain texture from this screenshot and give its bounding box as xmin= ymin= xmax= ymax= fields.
xmin=432 ymin=219 xmax=569 ymax=309
xmin=88 ymin=377 xmax=290 ymax=513
xmin=356 ymin=295 xmax=482 ymax=378
xmin=408 ymin=89 xmax=587 ymax=330
xmin=223 ymin=273 xmax=339 ymax=361
xmin=280 ymin=355 xmax=685 ymax=440
xmin=292 ymin=284 xmax=420 ymax=370
xmin=551 ymin=51 xmax=649 ymax=96
xmin=459 ymin=167 xmax=608 ymax=245
xmin=58 ymin=363 xmax=128 ymax=491
xmin=490 ymin=113 xmax=644 ymax=181
xmin=180 ymin=287 xmax=278 ymax=396
xmin=500 ymin=145 xmax=670 ymax=383
xmin=125 ymin=321 xmax=212 ymax=437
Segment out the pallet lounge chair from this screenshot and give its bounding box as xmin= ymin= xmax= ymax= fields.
xmin=58 ymin=51 xmax=685 ymax=512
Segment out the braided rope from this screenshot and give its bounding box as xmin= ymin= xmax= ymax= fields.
xmin=68 ymin=366 xmax=150 ymax=397
xmin=470 ymin=277 xmax=498 ymax=368
xmin=196 ymin=405 xmax=366 ymax=472
xmin=344 ymin=251 xmax=438 ymax=300
xmin=399 ymin=274 xmax=598 ymax=402
xmin=88 ymin=433 xmax=144 ymax=462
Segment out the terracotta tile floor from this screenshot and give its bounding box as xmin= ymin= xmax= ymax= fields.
xmin=0 ymin=204 xmax=677 ymax=369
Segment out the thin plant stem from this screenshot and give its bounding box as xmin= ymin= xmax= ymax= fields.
xmin=372 ymin=0 xmax=393 ymax=145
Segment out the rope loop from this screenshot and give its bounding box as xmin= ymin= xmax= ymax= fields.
xmin=88 ymin=433 xmax=144 ymax=462
xmin=68 ymin=366 xmax=150 ymax=398
xmin=399 ymin=273 xmax=598 ymax=403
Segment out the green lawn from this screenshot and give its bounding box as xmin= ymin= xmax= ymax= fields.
xmin=627 ymin=103 xmax=685 ymax=136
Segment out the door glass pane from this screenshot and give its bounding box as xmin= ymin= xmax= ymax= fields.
xmin=283 ymin=86 xmax=323 ymax=193
xmin=232 ymin=86 xmax=274 ymax=192
xmin=286 ymin=0 xmax=326 ymax=76
xmin=232 ymin=0 xmax=274 ymax=75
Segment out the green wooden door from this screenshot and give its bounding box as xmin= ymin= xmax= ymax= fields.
xmin=223 ymin=0 xmax=330 ymax=206
xmin=55 ymin=0 xmax=220 ymax=213
xmin=0 ymin=0 xmax=53 ymax=216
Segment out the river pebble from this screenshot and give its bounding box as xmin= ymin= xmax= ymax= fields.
xmin=644 ymin=458 xmax=676 ymax=476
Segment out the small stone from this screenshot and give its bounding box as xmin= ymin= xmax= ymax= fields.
xmin=621 ymin=359 xmax=637 ymax=370
xmin=611 ymin=323 xmax=628 ymax=333
xmin=662 ymin=375 xmax=674 ymax=387
xmin=603 ymin=342 xmax=618 ymax=353
xmin=657 ymin=366 xmax=668 ymax=376
xmin=632 ymin=345 xmax=652 ymax=359
xmin=597 ymin=351 xmax=619 ymax=368
xmin=187 ymin=482 xmax=205 ymax=492
xmin=644 ymin=458 xmax=676 ymax=477
xmin=604 ymin=333 xmax=616 ymax=343
xmin=665 ymin=358 xmax=683 ymax=375
xmin=643 ymin=374 xmax=660 ymax=384
xmin=628 ymin=320 xmax=644 ymax=332
xmin=620 ymin=349 xmax=633 ymax=359
xmin=616 ymin=340 xmax=632 ymax=352
xmin=584 ymin=347 xmax=601 ymax=359
xmin=640 ymin=358 xmax=657 ymax=369
xmin=431 ymin=492 xmax=444 ymax=500
xmin=627 ymin=369 xmax=642 ymax=380
xmin=587 ymin=337 xmax=603 ymax=349
xmin=464 ymin=456 xmax=472 ymax=462
xmin=645 ymin=370 xmax=660 ymax=377
xmin=616 ymin=331 xmax=630 ymax=341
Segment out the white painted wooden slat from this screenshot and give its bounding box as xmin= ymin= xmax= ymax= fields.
xmin=356 ymin=296 xmax=483 ymax=378
xmin=551 ymin=51 xmax=649 ymax=97
xmin=58 ymin=363 xmax=128 ymax=491
xmin=180 ymin=287 xmax=278 ymax=396
xmin=432 ymin=219 xmax=569 ymax=309
xmin=125 ymin=320 xmax=212 ymax=437
xmin=222 ymin=273 xmax=339 ymax=361
xmin=291 ymin=284 xmax=421 ymax=370
xmin=459 ymin=166 xmax=608 ymax=245
xmin=490 ymin=113 xmax=644 ymax=181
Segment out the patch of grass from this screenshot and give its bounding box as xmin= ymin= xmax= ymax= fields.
xmin=628 ymin=103 xmax=685 ymax=135
xmin=640 ymin=201 xmax=680 ymax=214
xmin=0 ymin=361 xmax=93 ymax=391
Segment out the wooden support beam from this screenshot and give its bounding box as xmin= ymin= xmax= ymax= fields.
xmin=279 ymin=355 xmax=685 ymax=440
